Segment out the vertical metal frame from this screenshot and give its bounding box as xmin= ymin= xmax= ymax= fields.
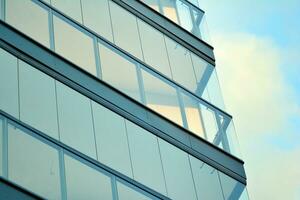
xmin=0 ymin=0 xmax=4 ymax=21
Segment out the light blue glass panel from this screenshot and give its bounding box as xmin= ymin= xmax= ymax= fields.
xmin=219 ymin=172 xmax=246 ymax=200
xmin=142 ymin=70 xmax=183 ymax=126
xmin=98 ymin=43 xmax=141 ymax=101
xmin=182 ymin=93 xmax=205 ymax=138
xmin=141 ymin=0 xmax=160 ymax=11
xmin=91 ymin=102 xmax=133 ymax=178
xmin=161 ymin=0 xmax=179 ymax=24
xmin=0 ymin=118 xmax=2 ymax=176
xmin=109 ymin=1 xmax=143 ymax=60
xmin=117 ymin=181 xmax=152 ymax=200
xmin=56 ymin=82 xmax=96 ymax=159
xmin=126 ymin=120 xmax=167 ymax=195
xmin=165 ymin=37 xmax=197 ymax=92
xmin=19 ymin=60 xmax=59 ymax=140
xmin=8 ymin=124 xmax=61 ymax=199
xmin=158 ymin=139 xmax=197 ymax=200
xmin=81 ymin=0 xmax=113 ymax=42
xmin=189 ymin=155 xmax=224 ymax=200
xmin=205 ymin=70 xmax=225 ymax=110
xmin=64 ymin=154 xmax=113 ymax=200
xmin=53 ymin=15 xmax=97 ymax=76
xmin=0 ymin=48 xmax=19 ymax=119
xmin=200 ymin=105 xmax=218 ymax=142
xmin=137 ymin=19 xmax=172 ymax=79
xmin=51 ymin=0 xmax=82 ymax=23
xmin=6 ymin=0 xmax=50 ymax=47
xmin=176 ymin=0 xmax=193 ymax=32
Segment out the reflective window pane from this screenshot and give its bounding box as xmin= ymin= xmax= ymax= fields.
xmin=51 ymin=0 xmax=82 ymax=23
xmin=141 ymin=0 xmax=160 ymax=11
xmin=64 ymin=154 xmax=113 ymax=200
xmin=53 ymin=15 xmax=97 ymax=76
xmin=8 ymin=124 xmax=61 ymax=199
xmin=0 ymin=48 xmax=19 ymax=119
xmin=165 ymin=37 xmax=197 ymax=92
xmin=161 ymin=0 xmax=179 ymax=24
xmin=126 ymin=120 xmax=167 ymax=195
xmin=142 ymin=70 xmax=183 ymax=126
xmin=200 ymin=105 xmax=218 ymax=142
xmin=189 ymin=156 xmax=224 ymax=200
xmin=176 ymin=0 xmax=193 ymax=32
xmin=205 ymin=70 xmax=225 ymax=110
xmin=98 ymin=43 xmax=141 ymax=101
xmin=109 ymin=1 xmax=143 ymax=60
xmin=158 ymin=139 xmax=197 ymax=200
xmin=138 ymin=20 xmax=172 ymax=78
xmin=19 ymin=60 xmax=59 ymax=140
xmin=6 ymin=0 xmax=50 ymax=47
xmin=182 ymin=93 xmax=205 ymax=138
xmin=81 ymin=0 xmax=113 ymax=42
xmin=0 ymin=118 xmax=2 ymax=176
xmin=117 ymin=181 xmax=152 ymax=200
xmin=92 ymin=102 xmax=133 ymax=178
xmin=56 ymin=82 xmax=96 ymax=159
xmin=219 ymin=172 xmax=246 ymax=200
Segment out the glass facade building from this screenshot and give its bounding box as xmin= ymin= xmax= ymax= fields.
xmin=0 ymin=0 xmax=248 ymax=199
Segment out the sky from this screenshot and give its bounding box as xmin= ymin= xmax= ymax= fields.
xmin=198 ymin=0 xmax=300 ymax=199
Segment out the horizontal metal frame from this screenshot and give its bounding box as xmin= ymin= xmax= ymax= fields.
xmin=0 ymin=20 xmax=246 ymax=184
xmin=116 ymin=0 xmax=215 ymax=63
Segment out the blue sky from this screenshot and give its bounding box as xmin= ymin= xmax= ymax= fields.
xmin=198 ymin=0 xmax=300 ymax=199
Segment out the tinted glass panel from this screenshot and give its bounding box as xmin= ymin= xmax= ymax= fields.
xmin=8 ymin=124 xmax=61 ymax=199
xmin=53 ymin=15 xmax=97 ymax=76
xmin=98 ymin=43 xmax=141 ymax=101
xmin=19 ymin=60 xmax=59 ymax=140
xmin=165 ymin=37 xmax=197 ymax=92
xmin=109 ymin=1 xmax=143 ymax=60
xmin=64 ymin=154 xmax=113 ymax=200
xmin=51 ymin=0 xmax=82 ymax=23
xmin=81 ymin=0 xmax=113 ymax=42
xmin=92 ymin=102 xmax=132 ymax=178
xmin=190 ymin=155 xmax=224 ymax=200
xmin=141 ymin=0 xmax=160 ymax=11
xmin=138 ymin=20 xmax=172 ymax=78
xmin=6 ymin=0 xmax=50 ymax=47
xmin=158 ymin=139 xmax=197 ymax=200
xmin=142 ymin=70 xmax=183 ymax=126
xmin=176 ymin=1 xmax=193 ymax=32
xmin=0 ymin=48 xmax=19 ymax=119
xmin=205 ymin=70 xmax=225 ymax=110
xmin=219 ymin=172 xmax=246 ymax=200
xmin=182 ymin=93 xmax=205 ymax=138
xmin=126 ymin=120 xmax=167 ymax=195
xmin=117 ymin=181 xmax=152 ymax=200
xmin=200 ymin=105 xmax=218 ymax=142
xmin=161 ymin=0 xmax=179 ymax=23
xmin=56 ymin=82 xmax=96 ymax=159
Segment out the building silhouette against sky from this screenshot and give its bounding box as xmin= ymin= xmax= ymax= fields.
xmin=0 ymin=0 xmax=248 ymax=199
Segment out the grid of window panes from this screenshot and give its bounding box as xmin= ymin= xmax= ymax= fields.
xmin=1 ymin=0 xmax=235 ymax=155
xmin=0 ymin=47 xmax=248 ymax=200
xmin=139 ymin=0 xmax=211 ymax=43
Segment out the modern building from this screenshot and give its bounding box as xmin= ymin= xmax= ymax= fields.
xmin=0 ymin=0 xmax=248 ymax=199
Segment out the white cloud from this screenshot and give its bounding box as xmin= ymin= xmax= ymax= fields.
xmin=211 ymin=32 xmax=300 ymax=200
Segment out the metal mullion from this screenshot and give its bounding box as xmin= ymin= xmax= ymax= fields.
xmin=111 ymin=176 xmax=119 ymax=200
xmin=59 ymin=148 xmax=67 ymax=200
xmin=49 ymin=9 xmax=55 ymax=51
xmin=0 ymin=0 xmax=4 ymax=21
xmin=136 ymin=64 xmax=147 ymax=104
xmin=2 ymin=117 xmax=8 ymax=179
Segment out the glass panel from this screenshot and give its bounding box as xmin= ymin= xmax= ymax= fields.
xmin=81 ymin=0 xmax=113 ymax=42
xmin=0 ymin=118 xmax=2 ymax=176
xmin=141 ymin=0 xmax=160 ymax=11
xmin=158 ymin=139 xmax=197 ymax=200
xmin=142 ymin=70 xmax=183 ymax=126
xmin=191 ymin=53 xmax=213 ymax=96
xmin=53 ymin=15 xmax=97 ymax=76
xmin=51 ymin=0 xmax=82 ymax=23
xmin=205 ymin=70 xmax=225 ymax=110
xmin=98 ymin=43 xmax=141 ymax=101
xmin=0 ymin=48 xmax=19 ymax=119
xmin=126 ymin=120 xmax=167 ymax=195
xmin=137 ymin=20 xmax=172 ymax=79
xmin=8 ymin=124 xmax=61 ymax=199
xmin=200 ymin=105 xmax=218 ymax=142
xmin=165 ymin=37 xmax=197 ymax=92
xmin=182 ymin=93 xmax=205 ymax=138
xmin=91 ymin=102 xmax=133 ymax=178
xmin=193 ymin=12 xmax=211 ymax=43
xmin=117 ymin=181 xmax=153 ymax=200
xmin=225 ymin=121 xmax=241 ymax=158
xmin=56 ymin=82 xmax=96 ymax=159
xmin=219 ymin=172 xmax=246 ymax=200
xmin=161 ymin=0 xmax=179 ymax=24
xmin=19 ymin=60 xmax=59 ymax=140
xmin=189 ymin=155 xmax=224 ymax=200
xmin=109 ymin=1 xmax=143 ymax=60
xmin=64 ymin=154 xmax=113 ymax=200
xmin=176 ymin=0 xmax=193 ymax=32
xmin=6 ymin=0 xmax=50 ymax=47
